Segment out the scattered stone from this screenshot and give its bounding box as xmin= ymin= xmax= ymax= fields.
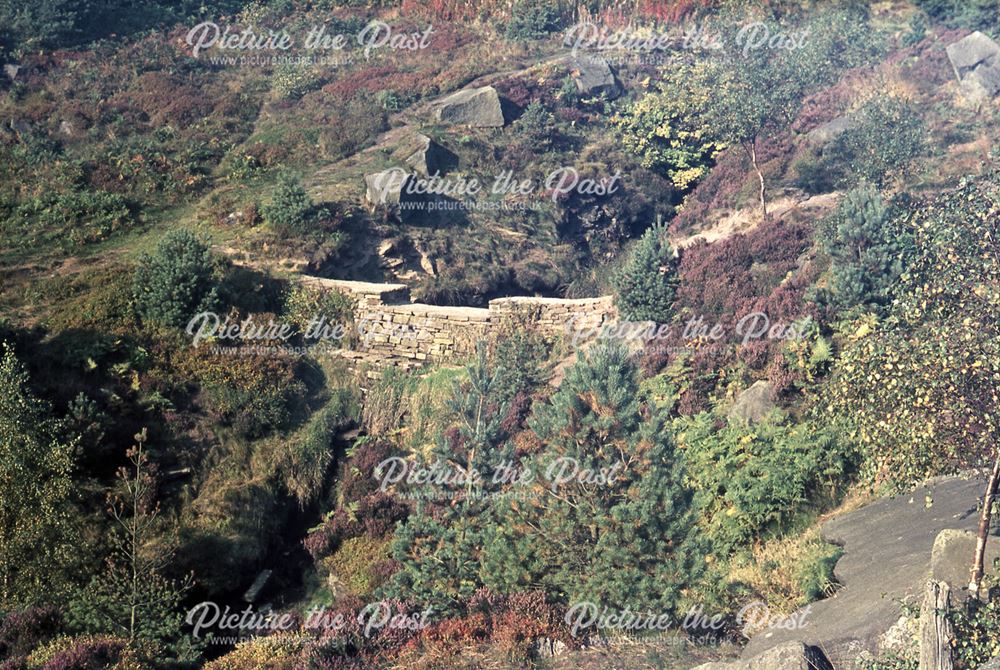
xmin=805 ymin=115 xmax=856 ymax=145
xmin=727 ymin=380 xmax=776 ymax=424
xmin=364 ymin=167 xmax=416 ymax=207
xmin=692 ymin=641 xmax=832 ymax=670
xmin=945 ymin=31 xmax=1000 ymax=102
xmin=3 ymin=64 xmax=19 ymax=80
xmin=402 ymin=133 xmax=456 ymax=176
xmin=243 ymin=569 xmax=272 ymax=603
xmin=568 ymin=55 xmax=621 ymax=98
xmin=930 ymin=528 xmax=1000 ymax=589
xmin=433 ymin=86 xmax=506 ymax=127
xmin=59 ymin=120 xmax=74 ymax=136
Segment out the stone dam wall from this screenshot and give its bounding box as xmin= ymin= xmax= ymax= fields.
xmin=299 ymin=277 xmax=616 ymax=371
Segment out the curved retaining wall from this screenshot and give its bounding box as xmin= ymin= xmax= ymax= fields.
xmin=300 ymin=277 xmax=617 ymax=368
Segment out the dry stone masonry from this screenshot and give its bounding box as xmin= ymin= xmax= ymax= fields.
xmin=301 ymin=277 xmax=616 ymax=373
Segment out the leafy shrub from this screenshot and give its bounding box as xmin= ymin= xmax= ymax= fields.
xmin=949 ymin=583 xmax=1000 ymax=668
xmin=828 ymin=96 xmax=925 ymax=187
xmin=282 ymin=284 xmax=355 ymax=345
xmin=272 ymin=62 xmax=323 ymax=101
xmin=613 ymin=221 xmax=677 ymax=323
xmin=612 ymin=73 xmax=723 ymax=190
xmin=828 ymin=174 xmax=1000 ymax=488
xmin=132 ymin=230 xmax=219 ymax=329
xmin=185 ymin=349 xmax=305 ymax=439
xmin=678 ymin=414 xmax=855 ymax=554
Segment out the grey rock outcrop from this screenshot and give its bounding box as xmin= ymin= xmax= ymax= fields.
xmin=3 ymin=64 xmax=19 ymax=80
xmin=693 ymin=641 xmax=831 ymax=670
xmin=742 ymin=475 xmax=993 ymax=668
xmin=402 ymin=133 xmax=456 ymax=176
xmin=978 ymin=656 xmax=1000 ymax=670
xmin=945 ymin=31 xmax=1000 ymax=101
xmin=568 ymin=56 xmax=621 ymax=98
xmin=805 ymin=115 xmax=856 ymax=145
xmin=930 ymin=528 xmax=1000 ymax=588
xmin=727 ymin=380 xmax=776 ymax=424
xmin=433 ymin=86 xmax=506 ymax=127
xmin=364 ymin=168 xmax=415 ymax=207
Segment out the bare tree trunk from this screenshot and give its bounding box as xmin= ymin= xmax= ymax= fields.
xmin=747 ymin=141 xmax=767 ymax=218
xmin=970 ymin=450 xmax=1000 ymax=594
xmin=919 ymin=580 xmax=954 ymax=670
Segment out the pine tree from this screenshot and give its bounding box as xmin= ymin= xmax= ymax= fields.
xmin=262 ymin=173 xmax=321 ymax=237
xmin=132 ymin=229 xmax=219 ymax=329
xmin=69 ymin=429 xmax=199 ymax=663
xmin=820 ymin=184 xmax=911 ymax=311
xmin=486 ymin=343 xmax=704 ymax=613
xmin=0 ymin=342 xmax=78 ymax=608
xmin=613 ymin=221 xmax=677 ymax=323
xmin=383 ymin=345 xmax=512 ymax=615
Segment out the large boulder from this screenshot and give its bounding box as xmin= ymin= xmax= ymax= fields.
xmin=805 ymin=115 xmax=856 ymax=145
xmin=568 ymin=56 xmax=621 ymax=98
xmin=945 ymin=31 xmax=1000 ymax=101
xmin=433 ymin=86 xmax=506 ymax=127
xmin=930 ymin=528 xmax=1000 ymax=589
xmin=402 ymin=133 xmax=456 ymax=176
xmin=693 ymin=642 xmax=832 ymax=670
xmin=727 ymin=380 xmax=776 ymax=424
xmin=364 ymin=168 xmax=415 ymax=207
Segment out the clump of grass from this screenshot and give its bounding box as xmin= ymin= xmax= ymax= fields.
xmin=726 ymin=527 xmax=843 ymax=617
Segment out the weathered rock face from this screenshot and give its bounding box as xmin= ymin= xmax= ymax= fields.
xmin=568 ymin=56 xmax=621 ymax=98
xmin=945 ymin=31 xmax=1000 ymax=101
xmin=727 ymin=380 xmax=776 ymax=424
xmin=364 ymin=167 xmax=415 ymax=207
xmin=930 ymin=528 xmax=1000 ymax=589
xmin=403 ymin=133 xmax=456 ymax=176
xmin=741 ymin=475 xmax=993 ymax=668
xmin=3 ymin=64 xmax=19 ymax=80
xmin=433 ymin=86 xmax=506 ymax=127
xmin=805 ymin=115 xmax=856 ymax=145
xmin=693 ymin=642 xmax=832 ymax=670
xmin=979 ymin=656 xmax=1000 ymax=670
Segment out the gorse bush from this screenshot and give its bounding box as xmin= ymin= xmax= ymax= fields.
xmin=613 ymin=221 xmax=677 ymax=323
xmin=132 ymin=230 xmax=219 ymax=329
